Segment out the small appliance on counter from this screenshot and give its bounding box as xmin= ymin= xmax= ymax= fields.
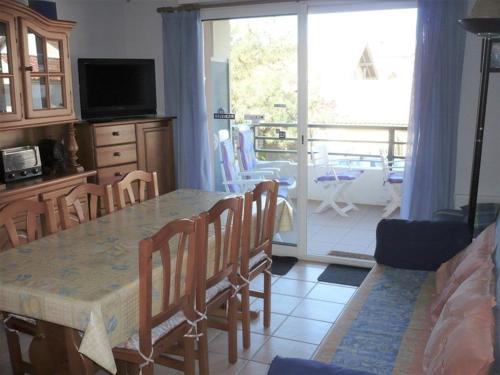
xmin=0 ymin=146 xmax=42 ymax=183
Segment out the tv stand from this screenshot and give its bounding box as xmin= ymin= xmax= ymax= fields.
xmin=76 ymin=117 xmax=176 ymax=195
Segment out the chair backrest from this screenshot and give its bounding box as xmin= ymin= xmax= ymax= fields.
xmin=138 ymin=215 xmax=204 ymax=356
xmin=197 ymin=196 xmax=243 ymax=309
xmin=379 ymin=150 xmax=391 ymax=181
xmin=238 ymin=127 xmax=257 ymax=171
xmin=57 ymin=183 xmax=114 ymax=230
xmin=241 ymin=180 xmax=279 ymax=274
xmin=311 ymin=143 xmax=339 ymax=180
xmin=0 ymin=199 xmax=57 ymax=251
xmin=115 ymin=170 xmax=159 ymax=210
xmin=219 ymin=132 xmax=242 ymax=193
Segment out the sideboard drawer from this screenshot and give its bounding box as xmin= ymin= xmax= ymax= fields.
xmin=94 ymin=124 xmax=136 ymax=147
xmin=95 ymin=144 xmax=137 ymax=168
xmin=98 ymin=163 xmax=138 ymax=186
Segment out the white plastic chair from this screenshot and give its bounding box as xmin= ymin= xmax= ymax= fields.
xmin=312 ymin=143 xmax=363 ymax=217
xmin=218 ymin=130 xmax=274 ymax=193
xmin=237 ymin=126 xmax=297 ymax=198
xmin=380 ymin=150 xmax=403 ymax=218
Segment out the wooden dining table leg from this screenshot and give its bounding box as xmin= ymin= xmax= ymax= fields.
xmin=64 ymin=327 xmax=96 ymax=375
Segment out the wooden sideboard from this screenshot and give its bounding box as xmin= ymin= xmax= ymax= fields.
xmin=76 ymin=118 xmax=176 ymax=195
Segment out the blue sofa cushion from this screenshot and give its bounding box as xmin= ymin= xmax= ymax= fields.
xmin=268 ymin=356 xmax=375 ymax=375
xmin=374 ymin=219 xmax=471 ymax=271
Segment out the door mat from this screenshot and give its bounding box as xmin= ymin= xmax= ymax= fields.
xmin=271 ymin=256 xmax=298 ymax=276
xmin=317 ymin=264 xmax=371 ymax=287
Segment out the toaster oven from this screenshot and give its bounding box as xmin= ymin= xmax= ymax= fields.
xmin=0 ymin=146 xmax=43 ymax=183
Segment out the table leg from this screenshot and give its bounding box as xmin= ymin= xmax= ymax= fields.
xmin=28 ymin=321 xmax=96 ymax=375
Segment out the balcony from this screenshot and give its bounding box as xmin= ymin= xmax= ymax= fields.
xmin=251 ymin=122 xmax=406 ymax=259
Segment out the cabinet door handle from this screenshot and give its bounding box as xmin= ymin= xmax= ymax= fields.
xmin=114 ymin=172 xmax=123 ymax=177
xmin=113 ymin=152 xmax=121 ymax=157
xmin=112 ymin=131 xmax=120 ymax=136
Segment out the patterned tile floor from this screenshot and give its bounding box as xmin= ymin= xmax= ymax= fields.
xmin=0 ymin=261 xmax=358 ymax=375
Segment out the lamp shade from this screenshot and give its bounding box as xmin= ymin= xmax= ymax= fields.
xmin=459 ymin=0 xmax=500 ymax=35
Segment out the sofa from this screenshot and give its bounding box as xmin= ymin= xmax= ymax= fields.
xmin=269 ymin=217 xmax=498 ymax=375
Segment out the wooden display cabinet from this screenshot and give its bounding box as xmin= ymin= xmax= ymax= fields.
xmin=0 ymin=0 xmax=76 ymax=129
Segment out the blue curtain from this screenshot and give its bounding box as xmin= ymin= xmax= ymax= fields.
xmin=401 ymin=0 xmax=467 ymax=220
xmin=162 ymin=10 xmax=214 ymax=191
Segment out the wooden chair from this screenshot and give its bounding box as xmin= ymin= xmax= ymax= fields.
xmin=113 ymin=215 xmax=205 ymax=375
xmin=239 ymin=180 xmax=279 ymax=349
xmin=114 ymin=170 xmax=159 ymax=210
xmin=57 ymin=183 xmax=114 ymax=229
xmin=0 ymin=199 xmax=58 ymax=375
xmin=196 ymin=196 xmax=243 ymax=373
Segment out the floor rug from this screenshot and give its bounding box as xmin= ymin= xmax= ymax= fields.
xmin=317 ymin=264 xmax=371 ymax=287
xmin=271 ymin=256 xmax=298 ymax=276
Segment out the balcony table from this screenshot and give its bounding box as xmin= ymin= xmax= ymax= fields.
xmin=0 ymin=189 xmax=292 ymax=374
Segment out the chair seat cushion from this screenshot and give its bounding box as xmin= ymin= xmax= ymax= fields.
xmin=249 ymin=253 xmax=267 ymax=270
xmin=118 ymin=311 xmax=186 ymax=350
xmin=315 ymin=170 xmax=363 ymax=183
xmin=206 ymin=278 xmax=231 ymax=302
xmin=388 ymin=171 xmax=403 ymax=184
xmin=7 ymin=313 xmax=37 ymax=326
xmin=278 ymin=177 xmax=296 ymax=187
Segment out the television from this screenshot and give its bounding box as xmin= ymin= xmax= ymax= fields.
xmin=78 ymin=58 xmax=157 ymax=120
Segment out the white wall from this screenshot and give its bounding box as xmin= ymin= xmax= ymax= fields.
xmin=455 ymin=26 xmax=500 ymax=207
xmin=55 ymin=0 xmax=165 ymax=118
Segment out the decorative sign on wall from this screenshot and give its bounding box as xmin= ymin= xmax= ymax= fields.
xmin=214 ymin=108 xmax=235 ymax=120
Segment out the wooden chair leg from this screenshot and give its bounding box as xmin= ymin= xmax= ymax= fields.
xmin=240 ymin=284 xmax=251 ymax=349
xmin=183 ymin=336 xmax=196 ymax=375
xmin=4 ymin=328 xmax=25 ymax=375
xmin=116 ymin=359 xmax=128 ymax=375
xmin=263 ymin=271 xmax=272 ymax=328
xmin=228 ymin=295 xmax=238 ymax=364
xmin=197 ymin=319 xmax=209 ymax=375
xmin=126 ymin=363 xmax=140 ymax=375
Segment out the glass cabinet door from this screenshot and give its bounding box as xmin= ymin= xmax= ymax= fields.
xmin=0 ymin=15 xmax=22 ymax=123
xmin=20 ymin=19 xmax=73 ymax=119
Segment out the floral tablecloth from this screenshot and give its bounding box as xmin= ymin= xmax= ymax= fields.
xmin=0 ymin=189 xmax=292 ymax=373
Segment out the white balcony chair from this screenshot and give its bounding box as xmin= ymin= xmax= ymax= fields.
xmin=218 ymin=130 xmax=274 ymax=193
xmin=237 ymin=126 xmax=297 ymax=198
xmin=312 ymin=143 xmax=363 ymax=217
xmin=380 ymin=151 xmax=404 ymax=218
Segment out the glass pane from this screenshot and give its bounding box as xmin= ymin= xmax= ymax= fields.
xmin=47 ymin=40 xmax=61 ymax=72
xmin=27 ymin=30 xmax=45 ymax=72
xmin=31 ymin=76 xmax=48 ymax=109
xmin=49 ymin=76 xmax=64 ymax=108
xmin=0 ymin=22 xmax=9 ymax=74
xmin=0 ymin=77 xmax=13 ymax=113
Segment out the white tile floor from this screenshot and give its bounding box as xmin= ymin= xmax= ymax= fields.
xmin=0 ymin=261 xmax=357 ymax=375
xmin=278 ymin=200 xmax=400 ymax=259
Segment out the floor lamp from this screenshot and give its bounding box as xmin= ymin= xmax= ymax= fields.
xmin=459 ymin=0 xmax=500 ymax=233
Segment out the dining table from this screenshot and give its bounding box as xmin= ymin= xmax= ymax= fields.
xmin=0 ymin=189 xmax=293 ymax=374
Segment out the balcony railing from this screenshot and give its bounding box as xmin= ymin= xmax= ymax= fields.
xmin=252 ymin=122 xmax=408 ymax=164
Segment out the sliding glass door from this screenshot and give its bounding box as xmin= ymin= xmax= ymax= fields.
xmin=203 ymin=15 xmax=300 ymax=250
xmin=201 ymin=2 xmax=416 ymax=264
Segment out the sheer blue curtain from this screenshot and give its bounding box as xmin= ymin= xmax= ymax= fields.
xmin=162 ymin=10 xmax=213 ymax=190
xmin=401 ymin=0 xmax=467 ymax=220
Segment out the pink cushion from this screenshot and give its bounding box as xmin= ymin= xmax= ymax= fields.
xmin=431 ymin=249 xmax=492 ymax=322
xmin=424 ymin=266 xmax=495 ymax=374
xmin=435 ymin=223 xmax=495 ymax=295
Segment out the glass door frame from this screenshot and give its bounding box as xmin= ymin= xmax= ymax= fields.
xmin=201 ymin=0 xmax=415 ymax=267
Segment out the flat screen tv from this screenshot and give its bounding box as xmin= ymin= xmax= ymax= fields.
xmin=78 ymin=58 xmax=157 ymax=120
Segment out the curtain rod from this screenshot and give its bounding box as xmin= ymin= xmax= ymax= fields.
xmin=157 ymin=0 xmax=298 ymax=13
